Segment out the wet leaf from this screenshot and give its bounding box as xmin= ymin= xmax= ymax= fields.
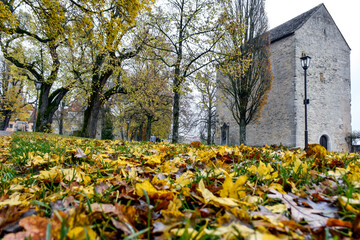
xmin=267 ymin=190 xmax=332 ymax=228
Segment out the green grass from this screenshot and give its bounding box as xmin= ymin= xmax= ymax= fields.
xmin=1 ymin=132 xmax=360 ymax=239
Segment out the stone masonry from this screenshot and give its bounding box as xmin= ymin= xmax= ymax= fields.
xmin=216 ymin=4 xmax=351 ymax=152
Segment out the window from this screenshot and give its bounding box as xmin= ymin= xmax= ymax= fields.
xmin=320 ymin=135 xmax=328 ymax=150
xmin=9 ymin=124 xmax=13 ymax=128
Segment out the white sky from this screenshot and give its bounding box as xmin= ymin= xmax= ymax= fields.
xmin=265 ymin=0 xmax=360 ymax=131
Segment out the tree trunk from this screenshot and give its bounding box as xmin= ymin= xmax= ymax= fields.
xmin=134 ymin=127 xmax=138 ymax=141
xmin=172 ymin=68 xmax=181 ymax=143
xmin=59 ymin=100 xmax=64 ymax=135
xmin=120 ymin=127 xmax=124 ymax=140
xmin=207 ymin=106 xmax=212 ymax=145
xmin=126 ymin=121 xmax=130 ymax=140
xmin=82 ymin=94 xmax=102 ymax=138
xmin=138 ymin=122 xmax=144 ymax=141
xmin=146 ymin=116 xmax=153 ymax=141
xmin=0 ymin=110 xmax=11 ymax=131
xmin=81 ymin=62 xmax=115 ymax=139
xmin=239 ymin=118 xmax=246 ymax=145
xmin=36 ymin=83 xmax=68 ymax=132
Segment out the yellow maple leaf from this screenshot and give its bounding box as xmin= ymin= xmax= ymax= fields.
xmin=198 ymin=179 xmax=240 ymax=207
xmin=136 ymin=179 xmax=170 ymax=198
xmin=204 ymin=222 xmax=254 ymax=239
xmin=67 ymin=226 xmax=97 ymax=240
xmin=219 ymin=173 xmax=247 ymax=199
xmin=247 ymin=161 xmax=278 ymax=180
xmin=198 ymin=179 xmax=215 ymax=204
xmin=170 ymin=227 xmax=203 ymax=240
xmin=293 ymin=158 xmax=308 ymax=176
xmin=175 ymin=170 xmax=194 ymax=187
xmin=269 ymin=183 xmax=286 ymax=194
xmin=0 ymin=195 xmax=23 ymax=207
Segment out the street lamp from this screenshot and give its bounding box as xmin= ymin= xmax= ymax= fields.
xmin=300 ymin=53 xmax=311 ymax=150
xmin=33 ymin=81 xmax=42 ymax=132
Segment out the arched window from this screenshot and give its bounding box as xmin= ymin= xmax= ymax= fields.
xmin=320 ymin=135 xmax=328 ymax=150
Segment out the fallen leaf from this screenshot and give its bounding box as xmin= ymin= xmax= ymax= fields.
xmin=67 ymin=226 xmax=97 ymax=240
xmin=3 ymin=216 xmax=49 ymax=240
xmin=326 ymin=218 xmax=352 ymax=228
xmin=74 ymin=147 xmax=87 ymax=158
xmin=267 ymin=190 xmax=332 ymax=228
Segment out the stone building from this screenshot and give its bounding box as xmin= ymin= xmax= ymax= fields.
xmin=216 ymin=4 xmax=351 ymax=152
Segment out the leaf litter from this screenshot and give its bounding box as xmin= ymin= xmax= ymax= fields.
xmin=0 ymin=133 xmax=359 ymax=239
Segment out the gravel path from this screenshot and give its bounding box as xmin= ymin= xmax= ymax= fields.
xmin=0 ymin=131 xmax=12 ymax=136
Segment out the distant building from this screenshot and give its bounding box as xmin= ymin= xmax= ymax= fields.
xmin=216 ymin=4 xmax=351 ymax=152
xmin=5 ymin=120 xmax=34 ymax=132
xmin=5 ymin=109 xmax=35 ymax=132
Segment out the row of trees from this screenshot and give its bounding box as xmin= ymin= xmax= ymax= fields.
xmin=0 ymin=0 xmax=272 ymax=144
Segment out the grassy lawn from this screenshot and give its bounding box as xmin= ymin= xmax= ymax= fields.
xmin=0 ymin=132 xmax=360 ymax=239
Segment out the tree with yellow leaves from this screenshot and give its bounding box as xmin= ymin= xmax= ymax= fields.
xmin=123 ymin=54 xmax=172 ymax=141
xmin=64 ymin=0 xmax=154 ymax=138
xmin=0 ymin=57 xmax=31 ymax=130
xmin=0 ymin=0 xmax=153 ymax=136
xmin=0 ymin=0 xmax=70 ymax=132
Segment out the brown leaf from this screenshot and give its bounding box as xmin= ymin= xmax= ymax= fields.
xmin=0 ymin=206 xmax=29 ymax=230
xmin=312 ymin=193 xmax=331 ymax=202
xmin=113 ymin=204 xmax=138 ymax=231
xmin=74 ymin=147 xmax=87 ymax=158
xmin=3 ymin=216 xmax=49 ymax=240
xmin=326 ymin=218 xmax=352 ymax=228
xmin=91 ymin=203 xmax=117 ymax=214
xmin=200 ymin=208 xmax=214 ymax=218
xmin=3 ymin=231 xmax=28 ymax=240
xmin=111 ymin=218 xmax=133 ymax=235
xmin=280 ymin=220 xmax=307 ymax=231
xmin=50 ymin=210 xmax=67 ymax=238
xmin=95 ymin=182 xmax=110 ymax=194
xmin=267 ymin=190 xmax=334 ymax=228
xmin=352 ymin=212 xmax=360 ymax=238
xmin=63 ymin=195 xmax=78 ymax=209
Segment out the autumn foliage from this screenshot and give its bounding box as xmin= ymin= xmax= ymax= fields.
xmin=0 ymin=133 xmax=360 ymax=239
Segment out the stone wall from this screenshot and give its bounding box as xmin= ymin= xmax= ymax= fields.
xmin=294 ymin=6 xmax=351 ymax=151
xmin=246 ymin=35 xmax=297 ymax=147
xmin=216 ymin=5 xmax=351 ymax=152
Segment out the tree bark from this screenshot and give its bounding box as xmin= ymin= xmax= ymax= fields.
xmin=138 ymin=122 xmax=144 ymax=141
xmin=59 ymin=100 xmax=64 ymax=135
xmin=81 ymin=61 xmax=113 ymax=138
xmin=36 ymin=83 xmax=68 ymax=132
xmin=0 ymin=110 xmax=11 ymax=131
xmin=207 ymin=106 xmax=212 ymax=145
xmin=146 ymin=115 xmax=153 ymax=141
xmin=82 ymin=93 xmax=102 ymax=138
xmin=172 ymin=67 xmax=181 ymax=143
xmin=239 ymin=118 xmax=246 ymax=145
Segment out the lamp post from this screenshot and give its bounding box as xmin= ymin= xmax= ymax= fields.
xmin=300 ymin=53 xmax=311 ymax=150
xmin=33 ymin=81 xmax=42 ymax=132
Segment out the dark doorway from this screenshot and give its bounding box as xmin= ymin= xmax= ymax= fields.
xmin=221 ymin=123 xmax=229 ymax=145
xmin=320 ymin=135 xmax=328 ymax=150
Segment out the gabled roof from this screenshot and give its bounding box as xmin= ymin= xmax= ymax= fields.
xmin=269 ymin=4 xmax=323 ymax=43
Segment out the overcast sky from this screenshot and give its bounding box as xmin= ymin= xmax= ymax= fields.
xmin=265 ymin=0 xmax=360 ymax=132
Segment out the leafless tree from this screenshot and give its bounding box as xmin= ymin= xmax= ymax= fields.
xmin=217 ymin=0 xmax=272 ymax=144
